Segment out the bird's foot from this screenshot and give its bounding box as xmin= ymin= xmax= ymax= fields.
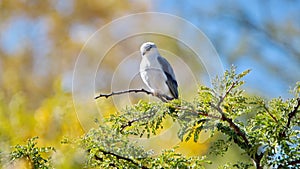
xmin=154 ymin=92 xmax=173 ymax=102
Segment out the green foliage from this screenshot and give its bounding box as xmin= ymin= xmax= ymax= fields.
xmin=109 ymin=101 xmax=170 ymax=137
xmin=8 ymin=137 xmax=55 ymax=169
xmin=105 ymin=66 xmax=300 ymax=168
xmin=209 ymin=139 xmax=231 ymax=156
xmin=218 ymin=162 xmax=253 ymax=169
xmin=80 ymin=125 xmax=150 ymax=168
xmin=2 ymin=66 xmax=299 ymax=168
xmin=143 ymin=149 xmax=210 ymax=169
xmin=79 ymin=125 xmax=209 ymax=168
xmin=247 ymin=96 xmax=300 ymax=167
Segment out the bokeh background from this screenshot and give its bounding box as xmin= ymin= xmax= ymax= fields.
xmin=1 ymin=0 xmax=299 ymax=168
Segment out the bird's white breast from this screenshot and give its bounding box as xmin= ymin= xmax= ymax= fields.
xmin=140 ymin=54 xmax=172 ymax=97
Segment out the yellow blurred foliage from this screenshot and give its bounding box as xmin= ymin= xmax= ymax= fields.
xmin=0 ymin=1 xmax=212 ymax=167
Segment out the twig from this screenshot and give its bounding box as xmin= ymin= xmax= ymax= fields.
xmin=280 ymin=97 xmax=300 ymax=137
xmin=263 ymin=104 xmax=278 ymax=123
xmin=219 ymin=81 xmax=236 ymax=105
xmin=278 ymin=159 xmax=300 ymax=168
xmin=94 ymin=89 xmax=153 ymax=99
xmin=211 ymin=103 xmax=250 ymax=146
xmin=172 ymin=106 xmax=221 ymax=119
xmin=120 ymin=112 xmax=156 ymax=131
xmin=286 ymin=97 xmax=300 ymax=128
xmin=92 ymin=148 xmax=149 ymax=169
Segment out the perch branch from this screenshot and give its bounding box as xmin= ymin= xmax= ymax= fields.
xmin=95 ymin=88 xmax=174 ymax=102
xmin=94 ymin=89 xmax=153 ymax=99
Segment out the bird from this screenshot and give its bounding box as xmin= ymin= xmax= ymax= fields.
xmin=139 ymin=42 xmax=178 ymax=101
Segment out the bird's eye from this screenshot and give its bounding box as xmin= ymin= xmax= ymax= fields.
xmin=146 ymin=45 xmax=152 ymax=51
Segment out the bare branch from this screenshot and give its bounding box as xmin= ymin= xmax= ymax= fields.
xmin=94 ymin=89 xmax=174 ymax=102
xmin=94 ymin=89 xmax=153 ymax=99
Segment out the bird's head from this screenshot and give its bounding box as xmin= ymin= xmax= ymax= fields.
xmin=140 ymin=42 xmax=158 ymax=56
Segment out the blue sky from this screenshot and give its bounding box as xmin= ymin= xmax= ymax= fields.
xmin=151 ymin=0 xmax=300 ymax=98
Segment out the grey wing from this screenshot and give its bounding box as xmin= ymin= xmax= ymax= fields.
xmin=157 ymin=56 xmax=179 ymax=99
